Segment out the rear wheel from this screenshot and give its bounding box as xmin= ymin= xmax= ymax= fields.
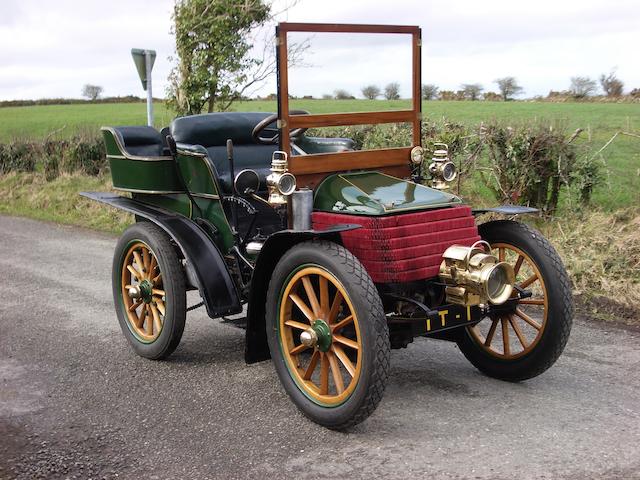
xmin=266 ymin=240 xmax=390 ymax=430
xmin=456 ymin=220 xmax=573 ymax=381
xmin=112 ymin=222 xmax=186 ymax=360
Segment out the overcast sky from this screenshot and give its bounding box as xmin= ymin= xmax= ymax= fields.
xmin=1 ymin=0 xmax=638 ymax=101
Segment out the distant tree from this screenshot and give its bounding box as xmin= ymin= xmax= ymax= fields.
xmin=321 ymin=93 xmax=333 ymax=100
xmin=421 ymin=84 xmax=439 ymax=100
xmin=461 ymin=83 xmax=483 ymax=101
xmin=483 ymin=91 xmax=502 ymax=101
xmin=599 ymin=70 xmax=624 ymax=97
xmin=81 ymin=84 xmax=103 ymax=101
xmin=569 ymin=76 xmax=597 ymax=98
xmin=439 ymin=90 xmax=456 ymax=101
xmin=630 ymin=88 xmax=640 ymax=99
xmin=384 ymin=82 xmax=401 ymax=100
xmin=334 ymin=89 xmax=354 ymax=100
xmin=494 ymin=77 xmax=523 ymax=101
xmin=361 ymin=85 xmax=381 ymax=100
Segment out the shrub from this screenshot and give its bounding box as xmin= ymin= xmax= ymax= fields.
xmin=0 ymin=142 xmax=36 ymax=174
xmin=479 ymin=122 xmax=588 ymax=213
xmin=62 ymin=136 xmax=106 ymax=175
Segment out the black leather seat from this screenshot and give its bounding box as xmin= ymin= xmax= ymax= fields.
xmin=112 ymin=126 xmax=166 ymax=157
xmin=170 ymin=112 xmax=277 ymax=193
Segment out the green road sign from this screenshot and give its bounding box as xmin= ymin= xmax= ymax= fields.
xmin=131 ymin=48 xmax=156 ymax=91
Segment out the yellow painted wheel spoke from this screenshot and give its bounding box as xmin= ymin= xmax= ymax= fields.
xmin=327 ymin=352 xmax=345 ymax=394
xmin=484 ymin=318 xmax=499 ymax=347
xmin=319 ymin=353 xmax=330 ymax=395
xmin=289 ymin=343 xmax=309 ymax=356
xmin=319 ymin=276 xmax=329 ymax=318
xmin=152 ymin=288 xmax=165 ymax=297
xmin=128 ymin=300 xmax=142 ymax=312
xmin=513 ymin=255 xmax=524 ymax=276
xmin=133 ymin=251 xmax=145 ymax=276
xmin=498 ymin=247 xmax=505 ymax=262
xmin=331 ymin=315 xmax=353 ymax=333
xmin=501 ymin=317 xmax=511 ymax=356
xmin=519 ymin=298 xmax=545 ymax=305
xmin=328 ymin=291 xmax=343 ymax=324
xmin=127 ymin=265 xmax=141 ymax=280
xmin=332 ymin=344 xmax=355 ymax=377
xmin=155 ymin=299 xmax=165 ymax=316
xmin=508 ymin=315 xmax=528 ymax=349
xmin=301 ymin=277 xmax=321 ymax=318
xmin=520 ymin=273 xmax=538 ymax=289
xmin=284 ymin=319 xmax=310 ymax=331
xmin=150 ymin=304 xmax=162 ymax=334
xmin=515 ymin=307 xmax=542 ymax=330
xmin=142 ymin=248 xmax=150 ymax=273
xmin=303 ymin=351 xmax=320 ymax=380
xmin=289 ymin=293 xmax=315 ymax=322
xmin=334 ymin=334 xmax=358 ymax=350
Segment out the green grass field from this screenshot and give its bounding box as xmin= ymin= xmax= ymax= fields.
xmin=0 ymin=100 xmax=638 ymax=209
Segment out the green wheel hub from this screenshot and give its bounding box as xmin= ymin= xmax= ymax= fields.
xmin=312 ymin=319 xmax=332 ymax=352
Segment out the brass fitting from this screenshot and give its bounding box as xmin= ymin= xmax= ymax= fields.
xmin=439 ymin=241 xmax=515 ymax=306
xmin=428 ymin=143 xmax=457 ymax=189
xmin=266 ymin=151 xmax=297 ymax=206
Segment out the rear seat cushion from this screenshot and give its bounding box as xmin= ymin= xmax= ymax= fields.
xmin=112 ymin=126 xmax=165 ymax=157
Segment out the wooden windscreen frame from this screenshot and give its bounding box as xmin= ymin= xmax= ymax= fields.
xmin=276 ymin=23 xmax=422 ymax=185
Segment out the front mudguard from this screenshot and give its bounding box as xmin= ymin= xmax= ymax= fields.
xmin=81 ymin=192 xmax=242 ymax=318
xmin=244 ymin=225 xmax=360 ymax=364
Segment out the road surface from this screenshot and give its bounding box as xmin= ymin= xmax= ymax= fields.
xmin=1 ymin=215 xmax=639 ymax=479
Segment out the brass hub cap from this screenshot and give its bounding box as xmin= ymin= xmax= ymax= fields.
xmin=121 ymin=242 xmax=166 ymax=343
xmin=469 ymin=243 xmax=548 ymax=359
xmin=279 ymin=266 xmax=362 ymax=406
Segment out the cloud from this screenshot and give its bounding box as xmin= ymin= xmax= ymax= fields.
xmin=0 ymin=0 xmax=638 ymax=100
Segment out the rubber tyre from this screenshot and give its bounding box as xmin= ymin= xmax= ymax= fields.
xmin=112 ymin=222 xmax=186 ymax=360
xmin=266 ymin=240 xmax=390 ymax=430
xmin=456 ymin=220 xmax=573 ymax=381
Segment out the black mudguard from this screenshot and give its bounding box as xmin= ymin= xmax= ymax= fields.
xmin=472 ymin=205 xmax=539 ymax=215
xmin=81 ymin=192 xmax=242 ymax=318
xmin=244 ymin=225 xmax=360 ymax=364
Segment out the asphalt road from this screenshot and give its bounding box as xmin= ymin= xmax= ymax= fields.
xmin=1 ymin=215 xmax=639 ymax=480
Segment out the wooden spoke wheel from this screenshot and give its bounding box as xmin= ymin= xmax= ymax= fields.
xmin=457 ymin=220 xmax=573 ymax=382
xmin=121 ymin=242 xmax=166 ymax=343
xmin=469 ymin=243 xmax=548 ymax=360
xmin=266 ymin=241 xmax=390 ymax=430
xmin=279 ymin=266 xmax=362 ymax=406
xmin=112 ymin=223 xmax=186 ymax=360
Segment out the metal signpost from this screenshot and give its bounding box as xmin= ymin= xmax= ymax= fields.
xmin=131 ymin=48 xmax=156 ymax=127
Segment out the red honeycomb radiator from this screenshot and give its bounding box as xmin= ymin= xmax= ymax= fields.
xmin=312 ymin=205 xmax=481 ymax=283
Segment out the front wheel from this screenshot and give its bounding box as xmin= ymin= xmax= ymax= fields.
xmin=266 ymin=240 xmax=390 ymax=430
xmin=456 ymin=220 xmax=573 ymax=381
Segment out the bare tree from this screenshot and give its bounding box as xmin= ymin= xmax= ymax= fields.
xmin=334 ymin=89 xmax=354 ymax=100
xmin=600 ymin=70 xmax=624 ymax=97
xmin=384 ymin=82 xmax=401 ymax=100
xmin=361 ymin=85 xmax=381 ymax=100
xmin=82 ymin=84 xmax=103 ymax=101
xmin=461 ymin=83 xmax=483 ymax=101
xmin=569 ymin=76 xmax=597 ymax=98
xmin=494 ymin=77 xmax=523 ymax=101
xmin=421 ymin=84 xmax=439 ymax=100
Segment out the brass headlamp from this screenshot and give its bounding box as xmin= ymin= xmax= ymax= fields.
xmin=266 ymin=151 xmax=297 ymax=206
xmin=428 ymin=143 xmax=457 ymax=189
xmin=439 ymin=241 xmax=515 ymax=306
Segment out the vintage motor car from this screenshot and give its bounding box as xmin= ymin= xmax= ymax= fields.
xmin=83 ymin=23 xmax=573 ymax=429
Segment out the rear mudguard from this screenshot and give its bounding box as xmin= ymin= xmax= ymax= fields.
xmin=472 ymin=205 xmax=539 ymax=215
xmin=245 ymin=224 xmax=360 ymax=364
xmin=81 ymin=192 xmax=242 ymax=318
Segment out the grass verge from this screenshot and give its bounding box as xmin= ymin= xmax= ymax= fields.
xmin=0 ymin=172 xmax=131 ymax=233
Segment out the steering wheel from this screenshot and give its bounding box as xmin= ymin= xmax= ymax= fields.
xmin=252 ymin=110 xmax=310 ymax=145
